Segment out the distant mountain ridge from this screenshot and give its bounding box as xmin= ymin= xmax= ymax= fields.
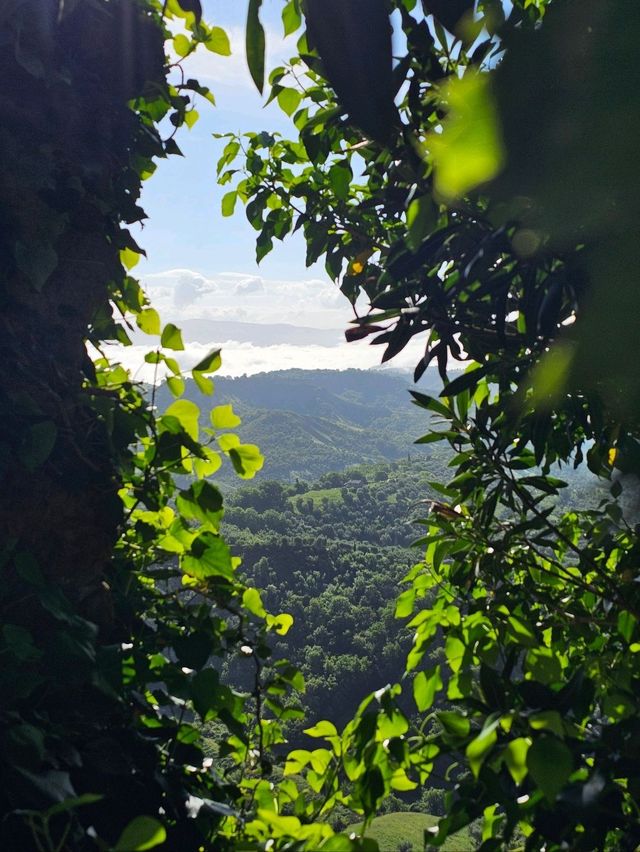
xmin=157 ymin=368 xmax=447 ymax=482
xmin=133 ymin=319 xmax=342 ymax=347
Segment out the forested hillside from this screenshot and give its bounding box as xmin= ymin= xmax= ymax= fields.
xmin=157 ymin=369 xmax=444 ymax=481
xmin=222 ymin=457 xmax=450 ymax=732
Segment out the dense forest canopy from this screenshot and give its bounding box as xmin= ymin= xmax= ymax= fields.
xmin=2 ymin=0 xmax=640 ymax=850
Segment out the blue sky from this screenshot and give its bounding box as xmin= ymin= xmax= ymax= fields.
xmin=138 ymin=0 xmax=307 ymax=278
xmin=119 ymin=1 xmax=423 ymax=378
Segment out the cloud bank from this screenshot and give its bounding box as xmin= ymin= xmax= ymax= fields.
xmin=103 ymin=267 xmax=426 ymax=380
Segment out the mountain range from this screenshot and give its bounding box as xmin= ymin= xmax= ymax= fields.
xmin=156 ymin=368 xmax=446 ymax=482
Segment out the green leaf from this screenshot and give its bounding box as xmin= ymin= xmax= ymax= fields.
xmin=164 ymin=400 xmax=199 ymax=441
xmin=246 ymin=0 xmax=266 ymax=93
xmin=618 ymin=610 xmax=637 ymax=643
xmin=440 ymin=366 xmax=486 ymax=398
xmin=277 ymin=87 xmax=302 ymax=117
xmin=529 ymin=711 xmax=564 ymax=737
xmin=328 ymin=163 xmax=352 ymax=201
xmin=303 ymin=0 xmax=396 ymax=143
xmin=406 ymin=195 xmax=436 ymax=251
xmin=137 ymin=308 xmax=161 ymax=336
xmin=176 ymin=480 xmax=223 ymax=528
xmin=304 ymin=720 xmax=338 ymax=739
xmin=166 ymin=376 xmax=185 ymax=398
xmin=114 ymin=816 xmax=166 ymax=851
xmin=211 ymin=404 xmax=241 ymax=429
xmin=161 ymin=323 xmax=184 ymax=350
xmin=466 ymin=719 xmax=498 ymax=778
xmin=413 ymin=666 xmax=442 ymax=712
xmin=173 ymin=34 xmax=191 ymax=58
xmin=437 ymin=711 xmax=470 ymax=738
xmin=444 ymin=634 xmax=465 ymax=672
xmin=427 ymin=73 xmax=504 ymax=198
xmin=243 ymin=587 xmax=267 ymax=617
xmin=44 ymin=793 xmax=104 ymax=819
xmin=503 ymin=737 xmax=530 ymax=785
xmin=184 ymin=108 xmax=199 ymax=129
xmin=221 ymin=190 xmax=237 ymax=217
xmin=190 ymin=668 xmax=221 ymax=718
xmin=192 ymin=348 xmax=222 ymax=373
xmin=120 ymin=247 xmax=141 ymax=271
xmin=525 ymin=647 xmax=562 ymax=685
xmin=527 ymin=736 xmax=572 ymax=802
xmin=228 ymin=444 xmax=264 ymax=479
xmin=282 ymin=0 xmax=302 ymax=36
xmin=267 ymin=612 xmax=294 ymax=635
xmin=182 ymin=533 xmax=233 ymax=581
xmin=192 ymin=371 xmax=214 ymax=395
xmin=206 ymin=26 xmax=231 ymax=55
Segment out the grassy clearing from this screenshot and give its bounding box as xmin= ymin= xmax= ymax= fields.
xmin=290 ymin=487 xmax=344 ymax=509
xmin=348 ymin=812 xmax=473 ymax=851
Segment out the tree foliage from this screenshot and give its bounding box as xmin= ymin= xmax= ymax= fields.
xmin=220 ymin=1 xmax=640 ymax=848
xmin=0 ymin=2 xmax=303 ymax=849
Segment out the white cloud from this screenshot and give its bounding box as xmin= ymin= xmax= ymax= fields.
xmin=182 ymin=24 xmax=294 ymax=92
xmin=140 ymin=268 xmax=351 ymax=330
xmin=103 ymin=337 xmax=423 ymax=382
xmin=106 ymin=267 xmax=427 ymax=381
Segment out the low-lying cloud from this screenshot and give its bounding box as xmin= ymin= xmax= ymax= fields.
xmin=103 ymin=267 xmax=426 ymax=380
xmin=141 ymin=268 xmax=352 ymax=330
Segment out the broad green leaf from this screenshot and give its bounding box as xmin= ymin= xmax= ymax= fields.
xmin=466 ymin=717 xmax=500 ymax=777
xmin=529 ymin=711 xmax=564 ymax=737
xmin=114 ymin=816 xmax=166 ymax=851
xmin=161 ymin=323 xmax=184 ymax=350
xmin=229 ymin=444 xmax=264 ymax=479
xmin=328 ymin=163 xmax=351 ymax=200
xmin=192 ymin=348 xmax=222 ymax=373
xmin=413 ymin=666 xmax=442 ymax=712
xmin=282 ymin=0 xmax=302 ymax=35
xmin=277 ymin=87 xmax=302 ymax=117
xmin=211 ymin=404 xmax=241 ymax=429
xmin=192 ymin=371 xmax=214 ymax=395
xmin=304 ymin=720 xmax=337 ymax=739
xmin=206 ymin=26 xmax=231 ymax=56
xmin=406 ymin=195 xmax=436 ymax=251
xmin=618 ymin=610 xmax=637 ymax=643
xmin=173 ymin=34 xmax=191 ymax=58
xmin=243 ymin=587 xmax=267 ymax=617
xmin=246 ymin=0 xmax=265 ymax=93
xmin=164 ymin=400 xmax=199 ymax=441
xmin=136 ymin=308 xmax=161 ymax=336
xmin=44 ymin=793 xmax=103 ymax=818
xmin=166 ymin=376 xmax=185 ymax=398
xmin=184 ymin=108 xmax=199 ymax=129
xmin=182 ymin=533 xmax=233 ymax=581
xmin=427 ymin=73 xmax=504 ymax=198
xmin=527 ymin=736 xmax=572 ymax=802
xmin=176 ymin=480 xmax=223 ymax=528
xmin=284 ymin=749 xmax=312 ymax=775
xmin=444 ymin=634 xmax=465 ymax=672
xmin=527 ymin=341 xmax=576 ymax=408
xmin=190 ymin=668 xmax=220 ymax=718
xmin=437 ymin=711 xmax=470 ymax=738
xmin=120 ymin=247 xmax=141 ymax=270
xmin=267 ymin=612 xmax=294 ymax=635
xmin=526 ymin=647 xmax=562 ymax=684
xmin=504 ymin=737 xmax=530 ymax=785
xmin=506 ymin=615 xmax=537 ymax=647
xmin=221 ymin=190 xmax=237 ymax=217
